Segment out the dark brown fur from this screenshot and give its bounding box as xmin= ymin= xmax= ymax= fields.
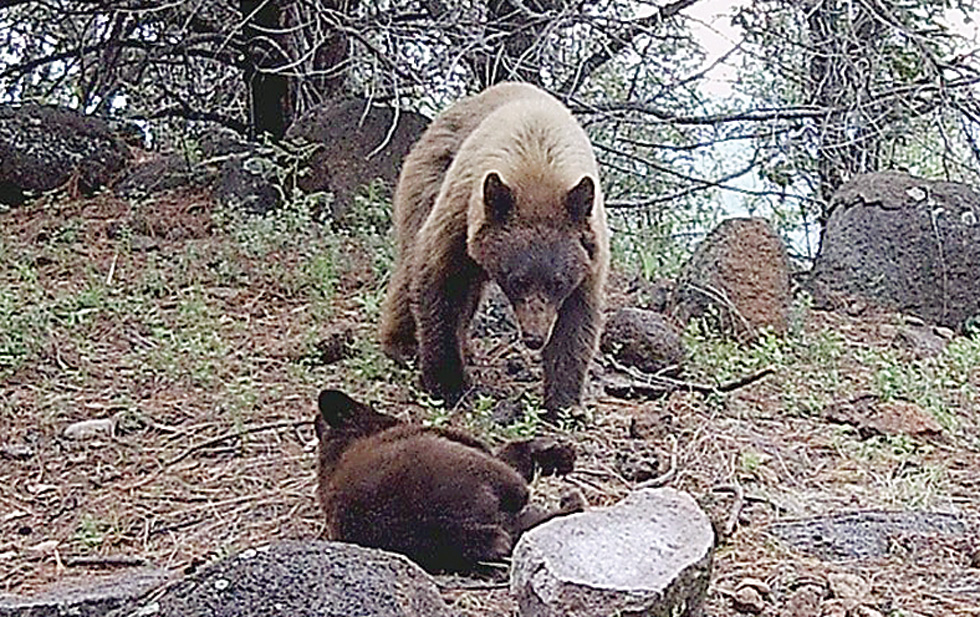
xmin=314 ymin=389 xmax=580 ymax=572
xmin=379 ymin=83 xmax=610 ymax=414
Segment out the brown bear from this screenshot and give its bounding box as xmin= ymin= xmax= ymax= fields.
xmin=313 ymin=389 xmax=581 ymax=572
xmin=379 ymin=82 xmax=610 ymax=415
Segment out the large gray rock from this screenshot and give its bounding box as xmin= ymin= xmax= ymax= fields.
xmin=0 ymin=568 xmax=169 ymax=617
xmin=768 ymin=511 xmax=975 ymax=561
xmin=201 ymin=127 xmax=282 ymax=215
xmin=286 ymin=99 xmax=427 ymax=217
xmin=114 ymin=154 xmax=215 ymax=197
xmin=108 ymin=541 xmax=454 ymax=617
xmin=510 ymin=488 xmax=714 ymax=617
xmin=809 ymin=171 xmax=980 ymax=330
xmin=213 ymin=151 xmax=282 ymax=215
xmin=0 ymin=104 xmax=129 ymax=204
xmin=668 ymin=217 xmax=792 ymax=342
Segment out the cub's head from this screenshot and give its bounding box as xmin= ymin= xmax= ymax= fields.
xmin=470 ymin=172 xmax=598 ymax=350
xmin=315 ymin=389 xmax=400 ymax=473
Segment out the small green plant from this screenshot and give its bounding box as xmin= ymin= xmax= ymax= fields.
xmin=473 ymin=393 xmax=496 ymax=416
xmin=346 ymin=179 xmax=394 ymax=238
xmin=342 ymin=336 xmax=398 ymax=385
xmin=739 ymin=448 xmax=769 ymax=476
xmin=418 ymin=390 xmax=451 ymax=428
xmin=683 ymin=320 xmax=789 ymax=384
xmin=74 ymin=514 xmax=112 ymax=549
xmin=609 ymin=217 xmax=689 ymax=280
xmin=223 ymin=376 xmax=259 ymax=430
xmin=498 ymin=396 xmax=543 ymax=439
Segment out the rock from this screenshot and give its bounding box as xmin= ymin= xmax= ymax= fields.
xmin=0 ymin=568 xmax=170 ymax=617
xmin=613 ymin=442 xmax=661 ymax=483
xmin=213 ymin=150 xmax=282 ymax=215
xmin=510 ymin=487 xmax=714 ymax=617
xmin=736 ymin=577 xmax=771 ymax=596
xmin=107 ymin=541 xmax=453 ymax=617
xmin=821 ymin=394 xmax=943 ymax=438
xmin=767 ymin=511 xmax=972 ymax=560
xmin=304 ymin=327 xmax=355 ymax=365
xmin=827 ymin=571 xmax=870 ymax=602
xmin=199 ymin=127 xmax=254 ymax=159
xmin=668 ymin=217 xmax=792 ymax=342
xmin=625 ymin=276 xmax=675 ymax=313
xmin=600 ymin=308 xmax=685 ymax=375
xmin=64 ymin=417 xmax=116 ymax=440
xmin=0 ymin=104 xmax=129 ymax=205
xmin=195 ymin=127 xmax=283 ymax=215
xmin=934 ymin=325 xmax=955 ymax=339
xmin=891 ymin=323 xmax=949 ymax=359
xmin=114 ymin=154 xmax=215 ymax=197
xmin=779 ymin=582 xmax=824 ymax=617
xmin=0 ymin=443 xmax=33 ymax=460
xmin=628 ymin=408 xmax=680 ymax=441
xmin=732 ymin=585 xmax=765 ymax=614
xmin=809 ymin=171 xmax=980 ymax=330
xmin=285 ymin=98 xmax=427 ymax=218
xmin=821 ymin=601 xmax=848 ymax=617
xmin=26 ymin=540 xmax=60 ymax=554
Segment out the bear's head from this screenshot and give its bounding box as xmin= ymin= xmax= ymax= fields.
xmin=314 ymin=389 xmax=401 ymax=476
xmin=470 ymin=171 xmax=598 ymax=350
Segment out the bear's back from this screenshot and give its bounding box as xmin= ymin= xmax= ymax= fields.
xmin=393 ymin=83 xmax=562 ymax=241
xmin=456 ymin=95 xmax=601 ymax=230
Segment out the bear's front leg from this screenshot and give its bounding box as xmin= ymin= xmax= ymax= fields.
xmin=542 ymin=283 xmax=601 ymax=415
xmin=412 ymin=245 xmax=484 ymax=406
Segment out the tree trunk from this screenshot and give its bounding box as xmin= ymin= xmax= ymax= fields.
xmin=240 ymin=1 xmax=354 ymax=140
xmin=806 ymin=0 xmax=883 ymax=225
xmin=241 ymin=0 xmax=289 ymax=139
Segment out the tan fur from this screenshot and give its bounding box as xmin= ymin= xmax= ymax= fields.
xmin=380 ymin=83 xmax=610 ymax=413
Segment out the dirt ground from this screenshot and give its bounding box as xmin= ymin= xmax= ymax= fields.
xmin=1 ymin=191 xmax=979 ymax=616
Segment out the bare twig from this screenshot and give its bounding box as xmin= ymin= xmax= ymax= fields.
xmin=166 ymin=419 xmax=312 ymax=467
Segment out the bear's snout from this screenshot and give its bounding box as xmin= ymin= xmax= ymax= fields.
xmin=513 ymin=294 xmax=557 ymax=351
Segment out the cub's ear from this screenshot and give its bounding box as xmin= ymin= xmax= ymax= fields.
xmin=566 ymin=176 xmax=595 ymax=223
xmin=484 ymin=172 xmax=515 ymax=224
xmin=317 ymin=389 xmax=366 ymax=428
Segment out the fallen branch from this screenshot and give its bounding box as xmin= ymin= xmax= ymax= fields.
xmin=64 ymin=555 xmax=148 ymax=568
xmin=603 ymin=358 xmax=775 ymax=400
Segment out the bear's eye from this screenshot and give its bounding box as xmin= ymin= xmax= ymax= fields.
xmin=549 ymin=275 xmax=573 ymax=300
xmin=508 ymin=274 xmax=529 ymax=293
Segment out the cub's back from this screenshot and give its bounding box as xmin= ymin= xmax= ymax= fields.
xmin=323 ymin=425 xmax=529 ymax=570
xmin=330 ymin=426 xmax=528 ymax=519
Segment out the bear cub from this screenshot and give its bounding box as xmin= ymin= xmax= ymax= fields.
xmin=314 ymin=389 xmax=581 ymax=572
xmin=379 ymin=82 xmax=610 ymax=415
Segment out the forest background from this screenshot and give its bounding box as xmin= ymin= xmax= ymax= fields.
xmin=4 ymin=0 xmax=980 ymax=272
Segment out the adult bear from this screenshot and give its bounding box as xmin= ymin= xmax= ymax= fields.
xmin=314 ymin=389 xmax=581 ymax=572
xmin=379 ymin=82 xmax=610 ymax=415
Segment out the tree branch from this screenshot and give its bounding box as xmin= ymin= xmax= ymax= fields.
xmin=559 ymin=0 xmax=701 ymax=96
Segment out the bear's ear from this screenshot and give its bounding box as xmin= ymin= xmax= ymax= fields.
xmin=566 ymin=176 xmax=594 ymax=223
xmin=317 ymin=389 xmax=366 ymax=428
xmin=484 ymin=172 xmax=515 ymax=224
